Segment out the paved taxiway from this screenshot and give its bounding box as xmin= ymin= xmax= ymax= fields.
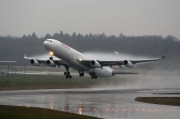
xmin=0 ymin=88 xmax=180 ymax=119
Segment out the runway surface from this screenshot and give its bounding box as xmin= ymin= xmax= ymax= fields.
xmin=0 ymin=88 xmax=180 ymax=119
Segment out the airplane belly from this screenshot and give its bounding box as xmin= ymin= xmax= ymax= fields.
xmin=93 ymin=67 xmax=113 ymax=77
xmin=54 ymin=53 xmax=89 ymax=71
xmin=68 ymin=59 xmax=90 ymax=71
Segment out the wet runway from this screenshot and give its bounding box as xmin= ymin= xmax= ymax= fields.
xmin=1 ymin=70 xmax=180 ymax=118
xmin=0 ymin=88 xmax=180 ymax=119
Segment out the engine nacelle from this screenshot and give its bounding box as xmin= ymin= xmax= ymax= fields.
xmin=30 ymin=59 xmax=40 ymax=66
xmin=90 ymin=60 xmax=101 ymax=68
xmin=46 ymin=60 xmax=56 ymax=67
xmin=123 ymin=60 xmax=134 ymax=68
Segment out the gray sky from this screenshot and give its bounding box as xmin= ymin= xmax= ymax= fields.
xmin=0 ymin=0 xmax=180 ymax=39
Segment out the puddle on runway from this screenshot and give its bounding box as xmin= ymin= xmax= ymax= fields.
xmin=0 ymin=89 xmax=180 ymax=119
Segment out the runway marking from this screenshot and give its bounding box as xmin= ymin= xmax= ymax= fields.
xmin=59 ymin=107 xmax=176 ymax=112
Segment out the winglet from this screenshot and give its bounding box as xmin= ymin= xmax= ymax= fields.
xmin=161 ymin=56 xmax=165 ymax=59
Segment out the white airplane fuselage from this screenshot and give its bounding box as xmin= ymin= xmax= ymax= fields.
xmin=43 ymin=39 xmax=113 ymax=77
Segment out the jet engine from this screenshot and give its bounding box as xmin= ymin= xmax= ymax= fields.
xmin=123 ymin=60 xmax=134 ymax=68
xmin=46 ymin=60 xmax=56 ymax=67
xmin=30 ymin=59 xmax=40 ymax=66
xmin=90 ymin=60 xmax=101 ymax=68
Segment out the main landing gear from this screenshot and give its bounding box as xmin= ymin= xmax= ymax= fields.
xmin=90 ymin=72 xmax=97 ymax=79
xmin=64 ymin=71 xmax=72 ymax=79
xmin=48 ymin=56 xmax=72 ymax=79
xmin=79 ymin=71 xmax=84 ymax=77
xmin=64 ymin=65 xmax=72 ymax=79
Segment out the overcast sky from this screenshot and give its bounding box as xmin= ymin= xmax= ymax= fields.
xmin=0 ymin=0 xmax=180 ymax=39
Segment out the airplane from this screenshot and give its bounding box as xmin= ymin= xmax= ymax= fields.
xmin=24 ymin=39 xmax=165 ymax=79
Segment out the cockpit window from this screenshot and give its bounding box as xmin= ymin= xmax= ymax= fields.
xmin=47 ymin=40 xmax=52 ymax=42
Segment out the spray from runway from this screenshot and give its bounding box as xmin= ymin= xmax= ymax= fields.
xmin=89 ymin=70 xmax=180 ymax=90
xmin=82 ymin=52 xmax=180 ymax=90
xmin=83 ymin=51 xmax=153 ymax=61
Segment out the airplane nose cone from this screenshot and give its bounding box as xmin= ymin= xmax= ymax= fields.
xmin=43 ymin=41 xmax=49 ymax=49
xmin=43 ymin=41 xmax=47 ymax=46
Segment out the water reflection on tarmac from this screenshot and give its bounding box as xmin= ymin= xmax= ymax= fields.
xmin=0 ymin=88 xmax=180 ymax=119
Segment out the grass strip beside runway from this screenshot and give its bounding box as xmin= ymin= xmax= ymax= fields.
xmin=0 ymin=74 xmax=101 ymax=90
xmin=0 ymin=105 xmax=100 ymax=119
xmin=0 ymin=74 xmax=125 ymax=91
xmin=135 ymin=97 xmax=180 ymax=106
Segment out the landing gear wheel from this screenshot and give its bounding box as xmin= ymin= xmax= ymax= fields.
xmin=79 ymin=71 xmax=84 ymax=77
xmin=91 ymin=72 xmax=97 ymax=79
xmin=64 ymin=65 xmax=72 ymax=79
xmin=65 ymin=75 xmax=72 ymax=79
xmin=64 ymin=72 xmax=67 ymax=76
xmin=67 ymin=72 xmax=70 ymax=76
xmin=64 ymin=71 xmax=71 ymax=79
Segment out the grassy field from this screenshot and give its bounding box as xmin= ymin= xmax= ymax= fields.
xmin=135 ymin=97 xmax=180 ymax=106
xmin=0 ymin=74 xmax=119 ymax=90
xmin=0 ymin=74 xmax=94 ymax=90
xmin=0 ymin=105 xmax=100 ymax=119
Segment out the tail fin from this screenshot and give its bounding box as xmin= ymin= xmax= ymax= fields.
xmin=114 ymin=51 xmax=119 ymax=56
xmin=24 ymin=54 xmax=27 ymax=58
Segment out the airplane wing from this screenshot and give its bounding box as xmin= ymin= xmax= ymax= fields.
xmin=24 ymin=54 xmax=66 ymax=66
xmin=78 ymin=56 xmax=165 ymax=68
xmin=130 ymin=56 xmax=165 ymax=64
xmin=24 ymin=54 xmax=45 ymax=63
